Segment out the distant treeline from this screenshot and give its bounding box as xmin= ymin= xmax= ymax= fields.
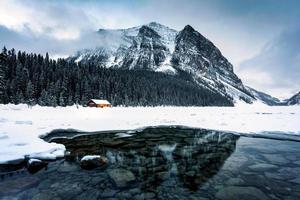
xmin=0 ymin=47 xmax=232 ymax=106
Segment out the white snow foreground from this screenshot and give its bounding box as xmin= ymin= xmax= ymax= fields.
xmin=1 ymin=103 xmax=300 ymax=164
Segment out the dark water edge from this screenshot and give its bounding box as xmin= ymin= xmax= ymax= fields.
xmin=1 ymin=127 xmax=300 ymax=200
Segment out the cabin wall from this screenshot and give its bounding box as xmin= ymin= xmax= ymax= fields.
xmin=87 ymin=100 xmax=112 ymax=108
xmin=87 ymin=102 xmax=97 ymax=107
xmin=96 ymin=104 xmax=112 ymax=108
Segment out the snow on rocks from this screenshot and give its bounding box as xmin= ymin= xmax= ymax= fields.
xmin=27 ymin=158 xmax=42 ymax=164
xmin=80 ymin=155 xmax=108 ymax=170
xmin=0 ymin=103 xmax=300 ymax=164
xmin=26 ymin=158 xmax=47 ymax=174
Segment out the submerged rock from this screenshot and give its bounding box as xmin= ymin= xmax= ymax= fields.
xmin=293 ymin=160 xmax=300 ymax=166
xmin=27 ymin=159 xmax=47 ymax=174
xmin=248 ymin=163 xmax=278 ymax=171
xmin=101 ymin=188 xmax=118 ymax=198
xmin=225 ymin=178 xmax=244 ymax=186
xmin=57 ymin=161 xmax=80 ymax=172
xmin=215 ymin=186 xmax=270 ymax=200
xmin=0 ymin=176 xmax=39 ymax=196
xmin=265 ymin=167 xmax=300 ymax=180
xmin=32 ymin=193 xmax=59 ymax=200
xmin=80 ymin=155 xmax=108 ymax=170
xmin=108 ymin=168 xmax=136 ymax=188
xmin=221 ymin=155 xmax=248 ymax=171
xmin=290 ymin=177 xmax=300 ymax=184
xmin=262 ymin=154 xmax=289 ymax=165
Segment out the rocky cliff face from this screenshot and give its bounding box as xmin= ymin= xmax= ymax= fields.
xmin=118 ymin=25 xmax=170 ymax=70
xmin=71 ymin=22 xmax=256 ymax=104
xmin=171 ymin=25 xmax=253 ymax=102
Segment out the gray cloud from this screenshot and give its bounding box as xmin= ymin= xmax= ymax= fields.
xmin=1 ymin=0 xmax=299 ymax=61
xmin=0 ymin=25 xmax=113 ymax=58
xmin=239 ymin=25 xmax=300 ymax=98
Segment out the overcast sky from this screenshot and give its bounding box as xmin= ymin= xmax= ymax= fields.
xmin=0 ymin=0 xmax=299 ymax=99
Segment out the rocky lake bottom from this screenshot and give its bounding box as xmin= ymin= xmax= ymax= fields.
xmin=0 ymin=127 xmax=300 ymax=200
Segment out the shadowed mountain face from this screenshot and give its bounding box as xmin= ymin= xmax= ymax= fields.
xmin=119 ymin=26 xmax=170 ymax=70
xmin=171 ymin=25 xmax=252 ymax=102
xmin=70 ymin=22 xmax=256 ymax=104
xmin=50 ymin=128 xmax=239 ymax=191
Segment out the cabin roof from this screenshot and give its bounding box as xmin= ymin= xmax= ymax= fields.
xmin=90 ymin=99 xmax=111 ymax=105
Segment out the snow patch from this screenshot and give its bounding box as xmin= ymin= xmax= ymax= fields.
xmin=28 ymin=158 xmax=42 ymax=164
xmin=155 ymin=65 xmax=177 ymax=74
xmin=81 ymin=155 xmax=101 ymax=161
xmin=115 ymin=133 xmax=133 ymax=138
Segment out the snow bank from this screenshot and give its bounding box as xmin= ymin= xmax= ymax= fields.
xmin=1 ymin=103 xmax=300 ymax=164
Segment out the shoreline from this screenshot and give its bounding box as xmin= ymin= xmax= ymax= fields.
xmin=1 ymin=126 xmax=300 ymax=175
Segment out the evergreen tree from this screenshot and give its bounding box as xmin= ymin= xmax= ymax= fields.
xmin=0 ymin=55 xmax=6 ymax=100
xmin=38 ymin=89 xmax=49 ymax=106
xmin=0 ymin=47 xmax=233 ymax=107
xmin=58 ymin=92 xmax=65 ymax=106
xmin=25 ymin=81 xmax=35 ymax=105
xmin=14 ymin=90 xmax=24 ymax=104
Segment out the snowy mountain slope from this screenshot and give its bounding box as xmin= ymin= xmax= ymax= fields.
xmin=70 ymin=22 xmax=255 ymax=104
xmin=71 ymin=22 xmax=177 ymax=66
xmin=286 ymin=91 xmax=300 ymax=105
xmin=116 ymin=25 xmax=171 ymax=70
xmin=245 ymin=86 xmax=281 ymax=106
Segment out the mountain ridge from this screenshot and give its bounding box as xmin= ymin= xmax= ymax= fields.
xmin=245 ymin=86 xmax=281 ymax=106
xmin=70 ymin=22 xmax=261 ymax=105
xmin=286 ymin=91 xmax=300 ymax=105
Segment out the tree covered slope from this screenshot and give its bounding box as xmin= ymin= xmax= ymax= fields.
xmin=0 ymin=48 xmax=232 ymax=106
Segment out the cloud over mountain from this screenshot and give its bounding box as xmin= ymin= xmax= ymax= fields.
xmin=239 ymin=25 xmax=300 ymax=98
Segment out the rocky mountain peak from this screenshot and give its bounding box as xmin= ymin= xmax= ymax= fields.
xmin=179 ymin=24 xmax=207 ymax=41
xmin=182 ymin=24 xmax=195 ymax=32
xmin=176 ymin=25 xmax=216 ymax=54
xmin=71 ymin=22 xmax=256 ymax=104
xmin=148 ymin=21 xmax=165 ymax=28
xmin=138 ymin=25 xmax=161 ymax=39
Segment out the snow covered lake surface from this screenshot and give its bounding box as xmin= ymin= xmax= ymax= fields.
xmin=0 ymin=103 xmax=300 ymax=164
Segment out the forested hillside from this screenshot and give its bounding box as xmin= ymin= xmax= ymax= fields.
xmin=0 ymin=47 xmax=233 ymax=106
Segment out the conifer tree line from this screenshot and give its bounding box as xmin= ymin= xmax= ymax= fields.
xmin=0 ymin=47 xmax=233 ymax=106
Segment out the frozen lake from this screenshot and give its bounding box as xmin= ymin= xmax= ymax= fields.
xmin=1 ymin=104 xmax=300 ymax=164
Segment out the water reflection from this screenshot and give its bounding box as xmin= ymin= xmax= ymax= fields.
xmin=2 ymin=128 xmax=300 ymax=200
xmin=52 ymin=127 xmax=239 ymax=191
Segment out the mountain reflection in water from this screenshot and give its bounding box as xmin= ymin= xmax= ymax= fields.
xmin=2 ymin=127 xmax=299 ymax=200
xmin=51 ymin=128 xmax=239 ymax=191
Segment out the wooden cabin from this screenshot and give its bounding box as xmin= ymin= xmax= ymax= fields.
xmin=87 ymin=99 xmax=112 ymax=108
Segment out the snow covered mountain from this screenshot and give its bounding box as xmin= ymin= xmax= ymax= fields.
xmin=245 ymin=86 xmax=281 ymax=106
xmin=70 ymin=22 xmax=256 ymax=104
xmin=286 ymin=91 xmax=300 ymax=105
